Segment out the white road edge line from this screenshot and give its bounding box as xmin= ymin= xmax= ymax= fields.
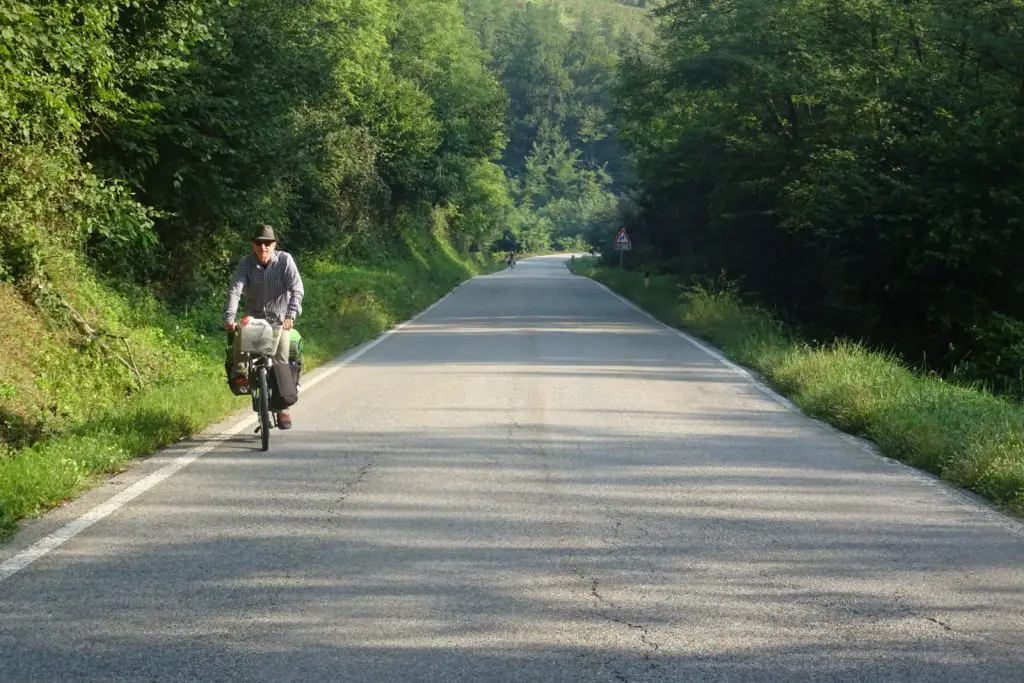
xmin=0 ymin=280 xmax=471 ymax=585
xmin=584 ymin=276 xmax=1024 ymax=538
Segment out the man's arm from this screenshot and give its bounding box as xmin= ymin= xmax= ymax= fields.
xmin=223 ymin=258 xmax=248 ymax=327
xmin=284 ymin=253 xmax=304 ymax=324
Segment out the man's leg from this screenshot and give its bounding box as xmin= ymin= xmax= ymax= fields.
xmin=273 ymin=327 xmax=290 ymax=365
xmin=273 ymin=327 xmax=293 ymax=429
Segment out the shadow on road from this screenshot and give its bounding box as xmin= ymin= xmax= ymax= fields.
xmin=3 ymin=423 xmax=1023 ymax=681
xmin=3 ymin=257 xmax=1022 ymax=681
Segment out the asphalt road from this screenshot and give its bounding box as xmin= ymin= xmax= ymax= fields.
xmin=2 ymin=255 xmax=1023 ymax=682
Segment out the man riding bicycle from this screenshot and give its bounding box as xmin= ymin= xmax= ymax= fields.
xmin=224 ymin=225 xmax=305 ymax=429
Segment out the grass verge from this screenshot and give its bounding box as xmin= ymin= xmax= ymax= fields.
xmin=570 ymin=259 xmax=1024 ymax=515
xmin=0 ymin=231 xmax=501 ymax=539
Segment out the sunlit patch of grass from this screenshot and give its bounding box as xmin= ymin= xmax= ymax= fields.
xmin=0 ymin=373 xmax=245 ymax=538
xmin=572 ymin=260 xmax=1024 ymax=516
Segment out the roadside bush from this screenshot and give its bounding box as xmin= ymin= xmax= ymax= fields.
xmin=952 ymin=313 xmax=1024 ymax=398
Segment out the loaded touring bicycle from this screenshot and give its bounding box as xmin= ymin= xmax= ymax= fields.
xmin=226 ymin=317 xmax=302 ymax=451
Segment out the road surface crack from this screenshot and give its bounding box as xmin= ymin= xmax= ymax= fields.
xmin=567 ymin=564 xmax=662 ymax=681
xmin=342 ymin=462 xmax=373 ymax=495
xmin=330 ymin=459 xmax=374 ymax=511
xmin=890 ymin=595 xmax=1020 ymax=648
xmin=924 ymin=615 xmax=955 ymax=633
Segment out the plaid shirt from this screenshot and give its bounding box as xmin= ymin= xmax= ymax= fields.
xmin=223 ymin=251 xmax=304 ymax=326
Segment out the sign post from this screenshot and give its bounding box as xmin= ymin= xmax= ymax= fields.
xmin=613 ymin=228 xmax=632 ymax=268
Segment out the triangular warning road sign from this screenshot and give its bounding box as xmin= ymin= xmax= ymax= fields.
xmin=613 ymin=228 xmax=631 ymax=245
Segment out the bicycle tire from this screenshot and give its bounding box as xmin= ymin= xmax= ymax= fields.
xmin=258 ymin=366 xmax=271 ymax=451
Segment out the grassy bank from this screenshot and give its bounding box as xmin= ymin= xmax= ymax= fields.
xmin=571 ymin=260 xmax=1024 ymax=515
xmin=0 ymin=231 xmax=500 ymax=539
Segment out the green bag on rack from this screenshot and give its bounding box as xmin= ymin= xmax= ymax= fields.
xmin=288 ymin=328 xmax=304 ymax=365
xmin=287 ymin=328 xmax=304 ymax=390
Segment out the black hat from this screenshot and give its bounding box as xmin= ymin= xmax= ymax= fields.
xmin=253 ymin=225 xmax=277 ymax=243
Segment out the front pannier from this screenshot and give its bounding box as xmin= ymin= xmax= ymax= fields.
xmin=269 ymin=362 xmax=299 ymax=410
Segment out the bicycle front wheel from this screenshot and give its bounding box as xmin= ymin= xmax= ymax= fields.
xmin=257 ymin=366 xmax=270 ymax=451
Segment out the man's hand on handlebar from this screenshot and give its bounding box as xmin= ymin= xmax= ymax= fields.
xmin=224 ymin=321 xmax=236 ymax=332
xmin=282 ymin=318 xmax=294 ymax=331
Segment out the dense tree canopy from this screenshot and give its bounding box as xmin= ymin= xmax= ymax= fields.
xmin=1 ymin=0 xmax=648 ymax=295
xmin=8 ymin=0 xmax=1016 ymax=393
xmin=616 ymin=0 xmax=1024 ymax=392
xmin=1 ymin=0 xmax=518 ymax=300
xmin=463 ymin=0 xmax=652 ymax=252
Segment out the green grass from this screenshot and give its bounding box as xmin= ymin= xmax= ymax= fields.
xmin=0 ymin=231 xmax=501 ymax=539
xmin=571 ymin=258 xmax=1024 ymax=515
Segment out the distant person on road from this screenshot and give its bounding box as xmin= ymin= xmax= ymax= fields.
xmin=506 ymin=251 xmax=516 ymax=269
xmin=223 ymin=225 xmax=305 ymax=429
